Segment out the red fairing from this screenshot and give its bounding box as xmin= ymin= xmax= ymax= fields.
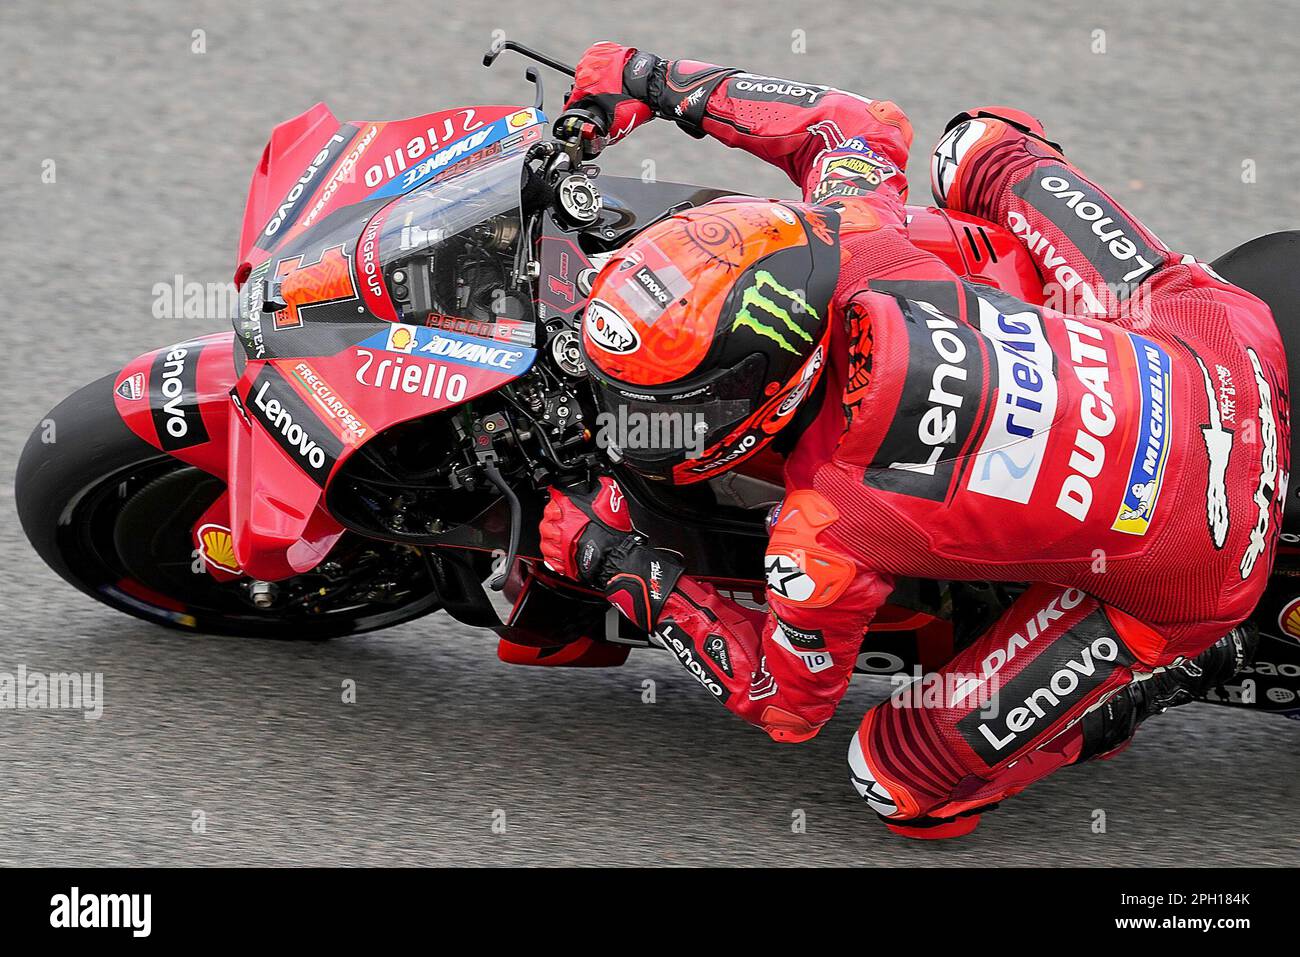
xmin=237 ymin=102 xmax=343 ymax=269
xmin=236 ymin=103 xmax=538 ymax=275
xmin=226 ymin=340 xmax=532 ymax=581
xmin=113 ymin=332 xmax=239 ymax=478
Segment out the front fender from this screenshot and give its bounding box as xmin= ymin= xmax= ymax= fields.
xmin=113 ymin=331 xmax=238 ymax=478
xmin=111 ymin=331 xmax=345 ymax=581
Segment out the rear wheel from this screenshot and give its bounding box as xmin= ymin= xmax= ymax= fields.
xmin=16 ymin=373 xmax=443 ymax=639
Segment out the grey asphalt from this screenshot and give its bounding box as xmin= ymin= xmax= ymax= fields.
xmin=1 ymin=0 xmax=1297 ymax=866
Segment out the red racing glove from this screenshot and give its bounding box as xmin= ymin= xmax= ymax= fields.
xmin=565 ymin=42 xmax=656 ymax=144
xmin=540 ymin=477 xmax=683 ymax=631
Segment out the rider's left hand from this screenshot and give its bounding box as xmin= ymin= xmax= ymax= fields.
xmin=565 ymin=42 xmax=657 ymax=144
xmin=540 ymin=476 xmax=636 ymax=585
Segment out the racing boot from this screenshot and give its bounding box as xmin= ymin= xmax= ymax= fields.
xmin=1076 ymin=623 xmax=1259 ymax=762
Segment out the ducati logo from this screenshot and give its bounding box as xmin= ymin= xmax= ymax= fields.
xmin=115 ymin=372 xmax=145 ymax=401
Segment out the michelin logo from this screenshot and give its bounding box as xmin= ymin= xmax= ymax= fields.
xmin=1111 ymin=334 xmax=1172 ymax=535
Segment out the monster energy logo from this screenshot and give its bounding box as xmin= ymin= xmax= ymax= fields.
xmin=731 ymin=270 xmax=818 ymax=355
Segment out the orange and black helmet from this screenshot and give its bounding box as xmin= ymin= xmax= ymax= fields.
xmin=582 ymin=199 xmax=841 ymax=483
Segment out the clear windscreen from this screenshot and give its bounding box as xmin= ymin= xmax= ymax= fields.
xmin=376 ymin=151 xmax=535 ymax=327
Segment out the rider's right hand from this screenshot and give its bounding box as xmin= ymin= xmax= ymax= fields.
xmin=565 ymin=42 xmax=656 ymax=144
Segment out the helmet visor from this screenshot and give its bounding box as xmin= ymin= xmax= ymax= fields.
xmin=591 ymin=352 xmax=768 ymax=475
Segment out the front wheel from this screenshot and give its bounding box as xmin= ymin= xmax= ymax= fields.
xmin=15 ymin=373 xmax=444 ymax=639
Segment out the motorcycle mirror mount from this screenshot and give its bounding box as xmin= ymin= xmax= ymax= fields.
xmin=481 ymin=38 xmax=577 ymax=78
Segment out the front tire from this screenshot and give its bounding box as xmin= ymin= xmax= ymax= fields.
xmin=16 ymin=373 xmax=443 ymax=639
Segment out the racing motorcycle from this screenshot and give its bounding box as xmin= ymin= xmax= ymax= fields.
xmin=16 ymin=41 xmax=1300 ymax=718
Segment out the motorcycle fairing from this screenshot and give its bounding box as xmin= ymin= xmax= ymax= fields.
xmin=113 ymin=332 xmax=239 ymax=478
xmin=237 ymin=103 xmax=546 ymax=272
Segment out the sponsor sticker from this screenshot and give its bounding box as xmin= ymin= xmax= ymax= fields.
xmin=863 ymin=284 xmax=988 ymax=502
xmin=197 ymin=523 xmax=240 ymax=574
xmin=358 ymin=324 xmax=534 ymax=373
xmin=149 ymin=341 xmax=210 ymax=451
xmin=116 ymin=372 xmax=145 ymax=401
xmin=247 ymin=365 xmax=344 ymax=486
xmin=256 ymin=127 xmax=356 ymax=250
xmin=966 ymin=291 xmax=1058 ymax=504
xmin=1277 ymin=597 xmax=1300 ymax=640
xmin=584 ymin=300 xmax=641 ymax=355
xmin=957 ymin=607 xmax=1134 ymax=764
xmin=1111 ymin=333 xmax=1172 ymax=535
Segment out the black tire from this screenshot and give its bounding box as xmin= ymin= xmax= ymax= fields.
xmin=16 ymin=372 xmax=444 ymax=638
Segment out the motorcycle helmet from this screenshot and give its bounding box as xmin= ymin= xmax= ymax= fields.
xmin=582 ymin=199 xmax=841 ymax=483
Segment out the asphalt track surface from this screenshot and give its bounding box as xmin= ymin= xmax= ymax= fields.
xmin=1 ymin=0 xmax=1297 ymax=866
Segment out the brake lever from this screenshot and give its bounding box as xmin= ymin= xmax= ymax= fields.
xmin=524 ymin=67 xmax=544 ymax=111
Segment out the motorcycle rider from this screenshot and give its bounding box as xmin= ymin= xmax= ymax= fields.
xmin=539 ymin=42 xmax=1288 ymax=837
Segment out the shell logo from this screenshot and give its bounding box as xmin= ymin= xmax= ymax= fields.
xmin=386 ymin=323 xmax=417 ymax=353
xmin=198 ymin=523 xmax=241 ymax=574
xmin=1277 ymin=597 xmax=1300 ymax=639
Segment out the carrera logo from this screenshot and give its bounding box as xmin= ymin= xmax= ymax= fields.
xmin=957 ymin=608 xmax=1134 ymax=765
xmin=149 ymin=342 xmax=209 ymax=451
xmin=247 ymin=367 xmax=344 ymax=486
xmin=585 ymin=300 xmax=641 ymax=354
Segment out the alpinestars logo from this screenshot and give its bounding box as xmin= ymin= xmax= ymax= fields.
xmin=765 ymin=553 xmax=815 ymax=602
xmin=930 ymin=119 xmax=986 ymax=204
xmin=1241 ymin=347 xmax=1281 ymax=579
xmin=1195 ymin=355 xmax=1233 ymax=549
xmin=731 ymin=270 xmax=819 ymax=356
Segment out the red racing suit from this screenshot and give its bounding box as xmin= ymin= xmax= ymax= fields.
xmin=566 ymin=49 xmax=1290 ymax=826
